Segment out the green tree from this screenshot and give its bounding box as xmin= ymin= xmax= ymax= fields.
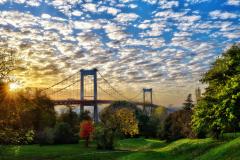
xmin=183 ymin=94 xmax=194 ymax=110
xmin=192 ymin=44 xmax=240 ymax=138
xmin=138 ymin=106 xmax=168 ymax=138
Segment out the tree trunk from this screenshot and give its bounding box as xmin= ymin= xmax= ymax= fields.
xmin=85 ymin=137 xmax=89 ymax=147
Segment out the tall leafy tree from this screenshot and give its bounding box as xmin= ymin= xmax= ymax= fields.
xmin=192 ymin=44 xmax=240 ymax=138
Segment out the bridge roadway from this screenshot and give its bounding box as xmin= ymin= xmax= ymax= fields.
xmin=53 ymin=99 xmax=150 ymax=106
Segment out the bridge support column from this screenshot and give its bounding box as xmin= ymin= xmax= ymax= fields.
xmin=80 ymin=70 xmax=84 ymax=114
xmin=143 ymin=88 xmax=153 ymax=115
xmin=80 ymin=68 xmax=98 ymax=122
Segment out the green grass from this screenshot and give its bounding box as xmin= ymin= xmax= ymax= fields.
xmin=1 ymin=135 xmax=240 ymax=160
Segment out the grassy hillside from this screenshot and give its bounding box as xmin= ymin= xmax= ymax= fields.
xmin=1 ymin=135 xmax=240 ymax=160
xmin=197 ymin=137 xmax=240 ymax=160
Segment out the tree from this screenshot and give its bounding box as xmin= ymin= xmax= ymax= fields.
xmin=0 ymin=87 xmax=56 ymax=144
xmin=79 ymin=110 xmax=92 ymax=122
xmin=96 ymin=106 xmax=139 ymax=149
xmin=138 ymin=106 xmax=168 ymax=138
xmin=163 ymin=109 xmax=196 ymax=141
xmin=183 ymin=94 xmax=194 ymax=110
xmin=80 ymin=120 xmax=94 ymax=147
xmin=192 ymin=44 xmax=240 ymax=138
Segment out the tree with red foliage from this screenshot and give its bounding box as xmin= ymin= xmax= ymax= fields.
xmin=80 ymin=120 xmax=94 ymax=147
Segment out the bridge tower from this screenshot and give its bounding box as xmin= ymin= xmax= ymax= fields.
xmin=80 ymin=68 xmax=98 ymax=122
xmin=143 ymin=88 xmax=153 ymax=115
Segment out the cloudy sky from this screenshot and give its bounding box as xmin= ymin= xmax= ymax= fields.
xmin=0 ymin=0 xmax=239 ymax=106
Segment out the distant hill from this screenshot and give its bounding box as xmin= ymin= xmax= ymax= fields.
xmin=166 ymin=106 xmax=181 ymax=114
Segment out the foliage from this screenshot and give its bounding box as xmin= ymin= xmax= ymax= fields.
xmin=58 ymin=105 xmax=79 ymax=133
xmin=192 ymin=44 xmax=240 ymax=138
xmin=37 ymin=127 xmax=55 ymax=145
xmin=0 ymin=128 xmax=35 ymax=145
xmin=54 ymin=122 xmax=79 ymax=144
xmin=163 ymin=109 xmax=196 ymax=141
xmin=96 ymin=105 xmax=139 ymax=150
xmin=101 ymin=107 xmax=139 ymax=137
xmin=80 ymin=120 xmax=94 ymax=147
xmin=94 ymin=123 xmax=116 ymax=150
xmin=108 ymin=101 xmax=138 ymax=110
xmin=183 ymin=94 xmax=194 ymax=110
xmin=138 ymin=106 xmax=168 ymax=138
xmin=79 ymin=110 xmax=92 ymax=122
xmin=115 ymin=108 xmax=139 ymax=136
xmin=37 ymin=122 xmax=80 ymax=145
xmin=0 ymin=84 xmax=56 ymax=144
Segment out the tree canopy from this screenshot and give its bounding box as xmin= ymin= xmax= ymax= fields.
xmin=192 ymin=44 xmax=240 ymax=138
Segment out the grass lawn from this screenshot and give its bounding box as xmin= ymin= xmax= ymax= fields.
xmin=1 ymin=134 xmax=240 ymax=160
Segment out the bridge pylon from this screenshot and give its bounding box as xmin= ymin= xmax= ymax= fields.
xmin=143 ymin=88 xmax=153 ymax=115
xmin=80 ymin=68 xmax=98 ymax=122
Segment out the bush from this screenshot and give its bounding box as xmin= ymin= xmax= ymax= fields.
xmin=54 ymin=122 xmax=79 ymax=144
xmin=36 ymin=123 xmax=79 ymax=145
xmin=94 ymin=124 xmax=115 ymax=150
xmin=37 ymin=128 xmax=55 ymax=145
xmin=0 ymin=128 xmax=35 ymax=145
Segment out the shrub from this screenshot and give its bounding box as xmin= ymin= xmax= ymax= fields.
xmin=0 ymin=128 xmax=35 ymax=145
xmin=94 ymin=124 xmax=115 ymax=150
xmin=54 ymin=122 xmax=79 ymax=144
xmin=25 ymin=130 xmax=35 ymax=144
xmin=37 ymin=127 xmax=55 ymax=145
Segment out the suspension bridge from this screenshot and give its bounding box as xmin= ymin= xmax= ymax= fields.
xmin=43 ymin=69 xmax=155 ymax=122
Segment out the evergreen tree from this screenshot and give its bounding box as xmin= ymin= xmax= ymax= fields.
xmin=183 ymin=94 xmax=194 ymax=110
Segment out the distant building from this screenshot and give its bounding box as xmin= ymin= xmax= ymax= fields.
xmin=195 ymin=87 xmax=201 ymax=103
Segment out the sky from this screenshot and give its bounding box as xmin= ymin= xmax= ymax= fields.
xmin=0 ymin=0 xmax=239 ymax=107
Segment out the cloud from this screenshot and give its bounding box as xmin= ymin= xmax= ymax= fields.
xmin=41 ymin=13 xmax=51 ymax=19
xmin=0 ymin=0 xmax=239 ymax=105
xmin=83 ymin=3 xmax=98 ymax=12
xmin=98 ymin=6 xmax=119 ymax=15
xmin=159 ymin=0 xmax=179 ymax=9
xmin=209 ymin=10 xmax=238 ymax=19
xmin=74 ymin=20 xmax=102 ymax=30
xmin=226 ymin=0 xmax=240 ymax=6
xmin=115 ymin=13 xmax=139 ymax=22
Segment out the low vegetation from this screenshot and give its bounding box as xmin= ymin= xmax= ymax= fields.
xmin=1 ymin=134 xmax=240 ymax=160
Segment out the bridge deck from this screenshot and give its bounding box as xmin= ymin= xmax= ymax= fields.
xmin=53 ymin=99 xmax=151 ymax=106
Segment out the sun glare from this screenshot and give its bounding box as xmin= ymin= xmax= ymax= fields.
xmin=9 ymin=82 xmax=21 ymax=91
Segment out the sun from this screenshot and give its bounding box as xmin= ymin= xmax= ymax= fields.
xmin=9 ymin=82 xmax=21 ymax=91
